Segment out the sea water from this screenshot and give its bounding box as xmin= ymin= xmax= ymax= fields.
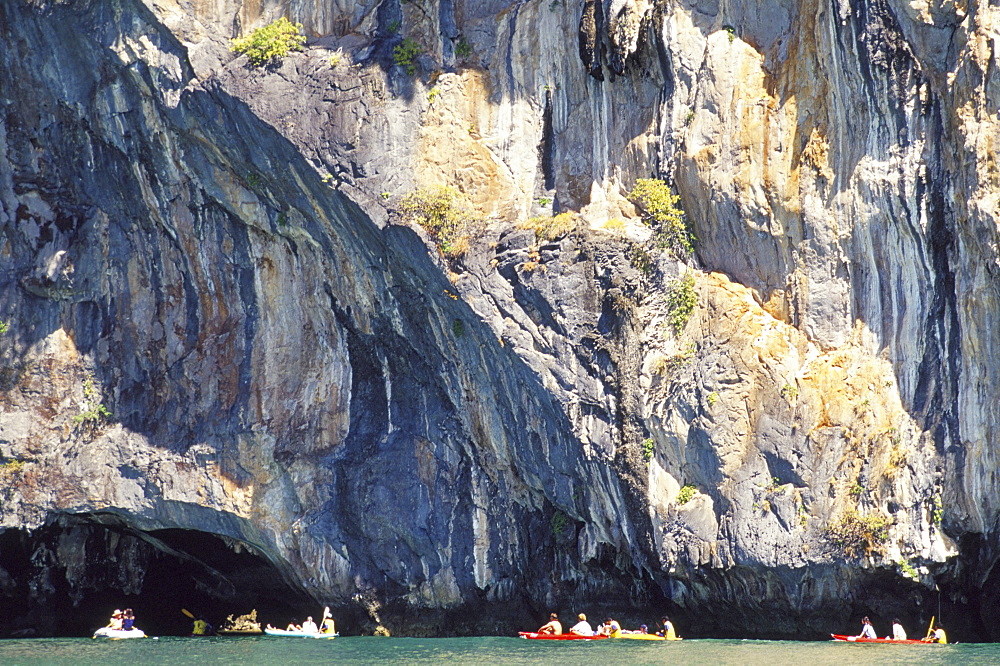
xmin=1 ymin=635 xmax=998 ymax=665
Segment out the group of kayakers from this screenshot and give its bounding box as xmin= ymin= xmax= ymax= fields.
xmin=855 ymin=616 xmax=947 ymax=643
xmin=268 ymin=614 xmax=335 ymax=633
xmin=536 ymin=612 xmax=678 ymax=639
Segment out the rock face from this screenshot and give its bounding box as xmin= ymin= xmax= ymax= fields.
xmin=1 ymin=0 xmax=999 ymax=641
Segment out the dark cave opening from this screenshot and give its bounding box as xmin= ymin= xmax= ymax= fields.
xmin=0 ymin=513 xmax=317 ymax=638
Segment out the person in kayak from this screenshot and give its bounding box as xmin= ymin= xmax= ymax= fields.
xmin=537 ymin=613 xmax=562 ymax=635
xmin=922 ymin=624 xmax=947 ymax=643
xmin=891 ymin=618 xmax=906 ymax=640
xmin=857 ymin=616 xmax=877 ymax=639
xmin=320 ymin=616 xmax=336 ymax=634
xmin=122 ymin=609 xmax=135 ymax=631
xmin=301 ymin=616 xmax=319 ymax=633
xmin=569 ymin=613 xmax=593 ymax=636
xmin=192 ymin=616 xmax=214 ymax=636
xmin=619 ymin=623 xmax=649 ymax=635
xmin=107 ymin=610 xmax=124 ymax=630
xmin=596 ymin=617 xmax=621 ymax=637
xmin=657 ymin=616 xmax=677 ymax=640
xmin=285 ymin=619 xmax=301 ymax=631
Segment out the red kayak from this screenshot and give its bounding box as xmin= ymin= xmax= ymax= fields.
xmin=831 ymin=634 xmax=936 ymax=644
xmin=519 ymin=632 xmax=609 ymax=640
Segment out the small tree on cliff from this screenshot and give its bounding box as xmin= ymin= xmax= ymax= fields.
xmin=825 ymin=509 xmax=891 ymax=557
xmin=628 ymin=178 xmax=693 ymax=258
xmin=230 ymin=17 xmax=306 ymax=67
xmin=399 ymin=185 xmax=480 ymax=258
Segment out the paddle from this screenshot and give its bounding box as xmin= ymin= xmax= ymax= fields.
xmin=924 ymin=615 xmax=935 ymax=641
xmin=182 ymin=608 xmax=195 ymax=619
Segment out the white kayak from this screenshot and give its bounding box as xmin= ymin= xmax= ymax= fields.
xmin=92 ymin=627 xmax=147 ymax=639
xmin=264 ymin=627 xmax=338 ymax=639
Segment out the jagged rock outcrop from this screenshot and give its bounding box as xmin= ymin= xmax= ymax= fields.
xmin=2 ymin=0 xmax=999 ymax=641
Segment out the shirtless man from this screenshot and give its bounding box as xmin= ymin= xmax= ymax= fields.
xmin=537 ymin=613 xmax=562 ymax=635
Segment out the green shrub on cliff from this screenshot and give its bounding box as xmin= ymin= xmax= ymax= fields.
xmin=393 ymin=38 xmax=421 ymax=75
xmin=676 ymin=485 xmax=697 ymax=505
xmin=454 ymin=38 xmax=473 ymax=59
xmin=641 ymin=438 xmax=654 ymax=462
xmin=665 ymin=272 xmax=696 ymax=335
xmin=826 ymin=509 xmax=891 ymax=557
xmin=73 ymin=379 xmax=113 ymax=425
xmin=628 ymin=178 xmax=693 ymax=257
xmin=0 ymin=320 xmax=8 ymax=335
xmin=517 ymin=212 xmax=578 ymax=241
xmin=230 ymin=17 xmax=306 ymax=67
xmin=550 ymin=511 xmax=569 ymax=537
xmin=399 ymin=186 xmax=478 ymax=258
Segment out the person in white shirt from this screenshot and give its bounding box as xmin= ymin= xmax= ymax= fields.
xmin=300 ymin=616 xmax=318 ymax=633
xmin=569 ymin=613 xmax=593 ymax=636
xmin=858 ymin=616 xmax=877 ymax=639
xmin=891 ymin=619 xmax=907 ymax=640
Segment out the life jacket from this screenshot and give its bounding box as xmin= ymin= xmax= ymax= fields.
xmin=193 ymin=619 xmax=208 ymax=635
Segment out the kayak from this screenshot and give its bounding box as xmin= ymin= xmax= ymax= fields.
xmin=614 ymin=633 xmax=682 ymax=641
xmin=264 ymin=628 xmax=338 ymax=639
xmin=831 ymin=634 xmax=936 ymax=644
xmin=519 ymin=632 xmax=609 ymax=640
xmin=92 ymin=627 xmax=147 ymax=639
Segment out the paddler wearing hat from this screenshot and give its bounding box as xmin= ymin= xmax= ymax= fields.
xmin=107 ymin=610 xmax=124 ymax=631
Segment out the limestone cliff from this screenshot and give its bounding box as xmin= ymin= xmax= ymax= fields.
xmin=1 ymin=0 xmax=998 ymax=641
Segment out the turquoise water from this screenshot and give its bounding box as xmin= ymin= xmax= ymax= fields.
xmin=0 ymin=636 xmax=997 ymax=665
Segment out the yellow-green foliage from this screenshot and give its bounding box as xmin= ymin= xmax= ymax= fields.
xmin=826 ymin=509 xmax=891 ymax=557
xmin=676 ymin=485 xmax=697 ymax=505
xmin=0 ymin=320 xmax=8 ymax=335
xmin=231 ymin=17 xmax=306 ymax=67
xmin=0 ymin=459 xmax=25 ymax=479
xmin=517 ymin=212 xmax=578 ymax=241
xmin=602 ymin=218 xmax=627 ymax=234
xmin=400 ymin=186 xmax=477 ymax=258
xmin=665 ymin=272 xmax=696 ymax=335
xmin=628 ymin=178 xmax=693 ymax=256
xmin=641 ymin=438 xmax=654 ymax=461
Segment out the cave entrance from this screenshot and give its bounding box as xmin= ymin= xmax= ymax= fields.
xmin=0 ymin=513 xmax=315 ymax=637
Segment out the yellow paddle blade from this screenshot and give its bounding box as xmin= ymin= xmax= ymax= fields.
xmin=182 ymin=608 xmax=195 ymax=619
xmin=925 ymin=615 xmax=935 ymax=638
